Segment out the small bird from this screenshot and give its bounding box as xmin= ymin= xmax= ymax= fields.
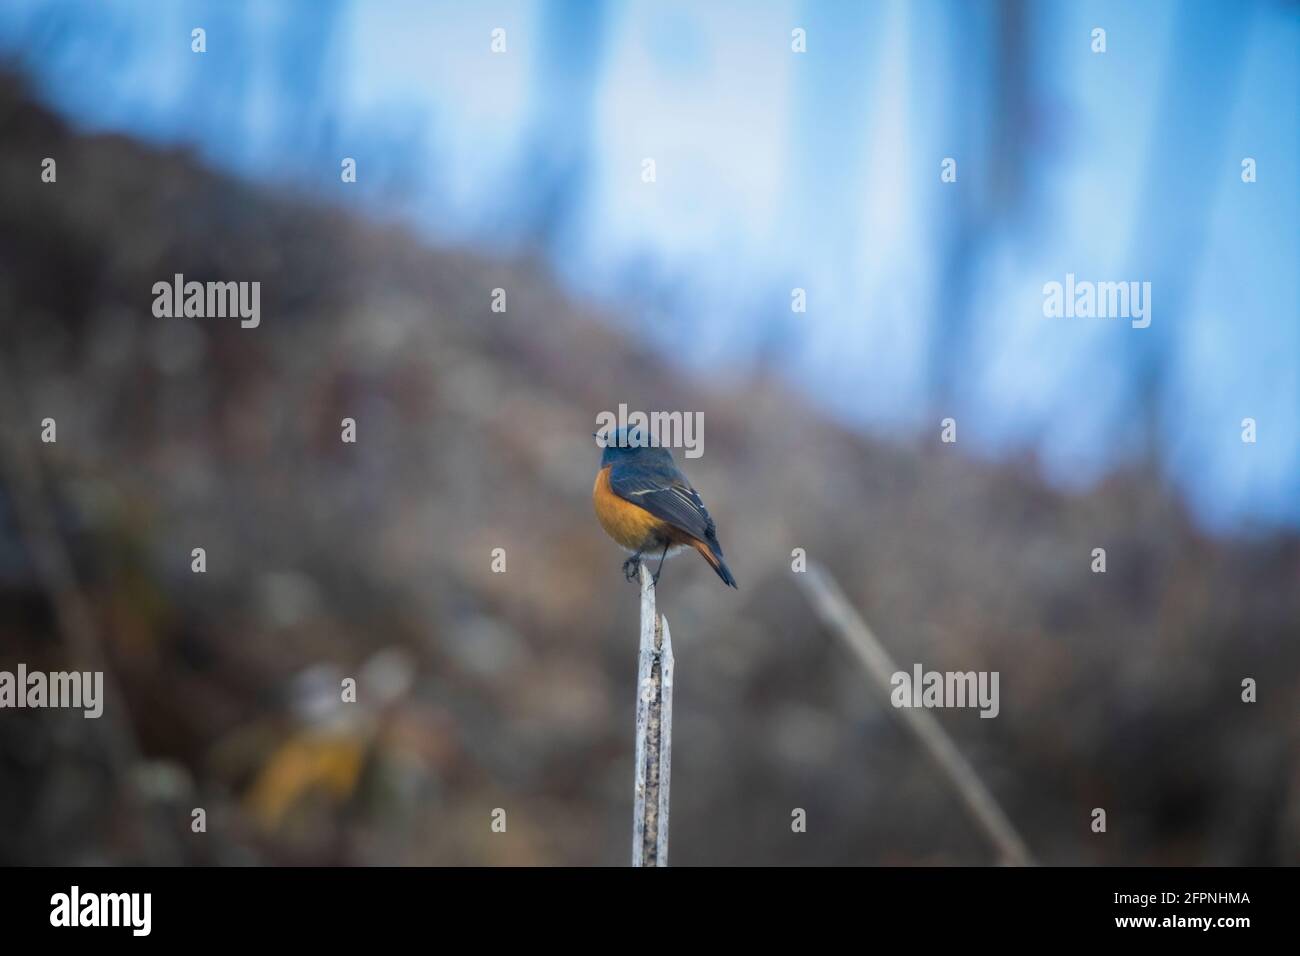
xmin=592 ymin=426 xmax=738 ymax=588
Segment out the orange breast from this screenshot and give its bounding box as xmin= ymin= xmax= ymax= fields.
xmin=593 ymin=466 xmax=665 ymax=550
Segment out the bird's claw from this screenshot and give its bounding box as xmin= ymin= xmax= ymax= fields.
xmin=622 ymin=556 xmax=641 ymax=582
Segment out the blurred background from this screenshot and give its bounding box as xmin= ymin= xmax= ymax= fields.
xmin=0 ymin=0 xmax=1297 ymax=865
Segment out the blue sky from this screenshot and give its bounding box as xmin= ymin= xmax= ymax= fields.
xmin=2 ymin=0 xmax=1295 ymax=530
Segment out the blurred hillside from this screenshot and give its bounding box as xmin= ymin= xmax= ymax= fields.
xmin=1 ymin=72 xmax=1297 ymax=866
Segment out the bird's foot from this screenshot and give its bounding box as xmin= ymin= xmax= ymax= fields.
xmin=622 ymin=556 xmax=641 ymax=582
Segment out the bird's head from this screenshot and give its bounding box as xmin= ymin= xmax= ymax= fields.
xmin=595 ymin=425 xmax=651 ymax=466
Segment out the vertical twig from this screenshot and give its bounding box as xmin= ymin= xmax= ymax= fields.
xmin=796 ymin=562 xmax=1035 ymax=866
xmin=631 ymin=562 xmax=673 ymax=867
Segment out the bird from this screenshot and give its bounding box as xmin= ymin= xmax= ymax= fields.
xmin=592 ymin=425 xmax=738 ymax=589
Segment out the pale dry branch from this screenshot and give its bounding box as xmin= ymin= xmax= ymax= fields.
xmin=631 ymin=562 xmax=673 ymax=866
xmin=797 ymin=562 xmax=1035 ymax=866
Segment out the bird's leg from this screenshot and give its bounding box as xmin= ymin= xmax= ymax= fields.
xmin=622 ymin=549 xmax=644 ymax=582
xmin=651 ymin=541 xmax=670 ymax=586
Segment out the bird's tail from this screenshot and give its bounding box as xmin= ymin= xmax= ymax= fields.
xmin=691 ymin=537 xmax=738 ymax=589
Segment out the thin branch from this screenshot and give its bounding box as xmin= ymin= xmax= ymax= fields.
xmin=796 ymin=562 xmax=1035 ymax=866
xmin=631 ymin=562 xmax=673 ymax=866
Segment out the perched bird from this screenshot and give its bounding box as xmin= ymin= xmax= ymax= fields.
xmin=592 ymin=426 xmax=738 ymax=588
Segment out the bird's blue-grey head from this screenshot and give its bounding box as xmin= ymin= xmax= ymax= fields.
xmin=595 ymin=425 xmax=662 ymax=467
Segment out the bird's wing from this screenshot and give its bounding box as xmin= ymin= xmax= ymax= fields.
xmin=609 ymin=466 xmax=718 ymax=544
